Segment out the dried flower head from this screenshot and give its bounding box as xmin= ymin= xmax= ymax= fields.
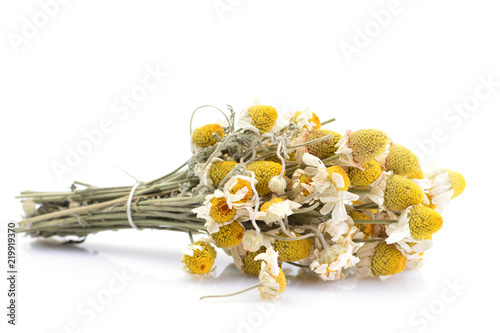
xmin=242 ymin=246 xmax=267 ymax=275
xmin=247 ymin=105 xmax=278 ymax=134
xmin=384 ymin=144 xmax=423 ymax=179
xmin=255 ymin=247 xmax=287 ymax=300
xmin=273 ymin=231 xmax=312 ymax=262
xmin=269 ymin=175 xmax=287 ymax=195
xmin=246 ymin=161 xmax=282 ymax=196
xmin=257 ymin=198 xmax=301 ymax=225
xmin=192 ymin=124 xmax=224 ymax=148
xmin=348 ymin=160 xmax=383 ymax=187
xmin=426 ymin=168 xmax=466 ymax=212
xmin=307 ymin=129 xmax=342 ymax=160
xmin=384 ymin=174 xmax=423 ymax=211
xmin=326 ymin=166 xmax=350 ymax=191
xmin=211 ymin=221 xmax=245 ymax=248
xmin=182 ymin=241 xmax=217 ymax=275
xmin=209 ymin=196 xmax=236 ymax=223
xmin=336 ymin=129 xmax=389 ymax=168
xmin=356 ymin=242 xmax=406 ymax=277
xmin=210 ymin=160 xmax=238 ymax=188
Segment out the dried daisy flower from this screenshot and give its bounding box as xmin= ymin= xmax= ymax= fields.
xmin=306 ymin=129 xmax=343 ymax=160
xmin=384 ymin=174 xmax=424 ymax=211
xmin=210 ymin=160 xmax=238 ymax=188
xmin=385 ymin=204 xmax=443 ymax=245
xmin=290 ymin=169 xmax=314 ymax=201
xmin=382 ymin=143 xmax=423 ymax=179
xmin=192 ymin=123 xmax=224 ymax=148
xmin=348 ymin=160 xmax=383 ymax=187
xmin=192 ymin=192 xmax=250 ymax=233
xmin=284 ymin=108 xmax=321 ymax=131
xmin=182 ymin=240 xmax=217 ymax=278
xmin=319 ymin=216 xmax=359 ymax=242
xmin=242 ymin=230 xmax=272 ymax=252
xmin=200 ymin=247 xmax=286 ymax=301
xmin=246 ymin=161 xmax=282 ymax=196
xmin=356 ymin=242 xmax=406 ymax=278
xmin=268 ymin=175 xmax=287 ymax=195
xmin=242 ymin=246 xmax=268 ymax=275
xmin=238 ymin=98 xmax=278 ymax=134
xmin=257 ymin=197 xmax=301 ymax=225
xmin=426 ymin=168 xmax=466 ymax=212
xmin=336 ymin=129 xmax=389 ymax=168
xmin=222 ymin=175 xmax=254 ymax=205
xmin=310 ymin=237 xmax=359 ymax=281
xmin=273 ymin=231 xmax=312 ymax=262
xmin=211 ymin=221 xmax=245 ymax=248
xmin=255 ymin=247 xmax=287 ymax=300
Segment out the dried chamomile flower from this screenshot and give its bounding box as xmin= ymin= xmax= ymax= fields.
xmin=192 ymin=124 xmax=224 ymax=148
xmin=356 ymin=242 xmax=406 ymax=278
xmin=290 ymin=169 xmax=314 ymax=200
xmin=306 ymin=129 xmax=342 ymax=160
xmin=181 ymin=240 xmax=217 ymax=276
xmin=242 ymin=230 xmax=272 ymax=252
xmin=383 ymin=144 xmax=423 ymax=179
xmin=384 ymin=174 xmax=423 ymax=211
xmin=284 ymin=109 xmax=321 ymax=130
xmin=255 ymin=247 xmax=287 ymax=300
xmin=325 ymin=166 xmax=350 ymax=191
xmin=386 ymin=205 xmax=443 ymax=244
xmin=273 ymin=231 xmax=312 ymax=262
xmin=242 ymin=246 xmax=268 ymax=276
xmin=210 ymin=160 xmax=238 ymax=188
xmin=246 ymin=161 xmax=282 ymax=196
xmin=257 ymin=198 xmax=301 ymax=225
xmin=238 ymin=98 xmax=278 ymax=134
xmin=426 ymin=168 xmax=466 ymax=212
xmin=310 ymin=238 xmax=359 ymax=281
xmin=223 ymin=175 xmax=254 ymax=204
xmin=336 ymin=129 xmax=389 ymax=168
xmin=269 ymin=175 xmax=287 ymax=195
xmin=209 ymin=196 xmax=235 ymax=223
xmin=211 ymin=221 xmax=245 ymax=248
xmin=348 ymin=160 xmax=383 ymax=187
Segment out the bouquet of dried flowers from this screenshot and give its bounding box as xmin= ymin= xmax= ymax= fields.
xmin=16 ymin=98 xmax=465 ymax=301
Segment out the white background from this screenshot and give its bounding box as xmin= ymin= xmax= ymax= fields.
xmin=1 ymin=1 xmax=499 ymax=332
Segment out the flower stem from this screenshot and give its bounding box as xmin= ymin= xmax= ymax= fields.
xmin=200 ymin=283 xmax=261 ymax=300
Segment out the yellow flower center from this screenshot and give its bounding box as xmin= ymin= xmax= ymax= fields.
xmin=446 ymin=169 xmax=466 ymax=199
xmin=246 ymin=161 xmax=282 ymax=196
xmin=385 ymin=144 xmax=423 ymax=179
xmin=370 ymin=243 xmax=406 ymax=276
xmin=348 ymin=160 xmax=382 ymax=187
xmin=408 ymin=205 xmax=443 ymax=240
xmin=210 ymin=160 xmax=238 ymax=188
xmin=181 ymin=241 xmax=217 ymax=274
xmin=211 ymin=221 xmax=245 ymax=248
xmin=306 ymin=129 xmax=342 ymax=160
xmin=248 ymin=105 xmax=278 ymax=134
xmin=243 ymin=246 xmax=267 ymax=276
xmin=209 ymin=197 xmax=235 ymax=223
xmin=384 ymin=174 xmax=423 ymax=211
xmin=273 ymin=231 xmax=312 ymax=262
xmin=260 ymin=197 xmax=285 ymax=212
xmin=274 ymin=268 xmax=287 ymax=294
xmin=349 ymin=129 xmax=389 ymax=165
xmin=326 ymin=166 xmax=350 ymax=191
xmin=229 ymin=179 xmax=253 ymax=203
xmin=192 ymin=124 xmax=224 ymax=148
